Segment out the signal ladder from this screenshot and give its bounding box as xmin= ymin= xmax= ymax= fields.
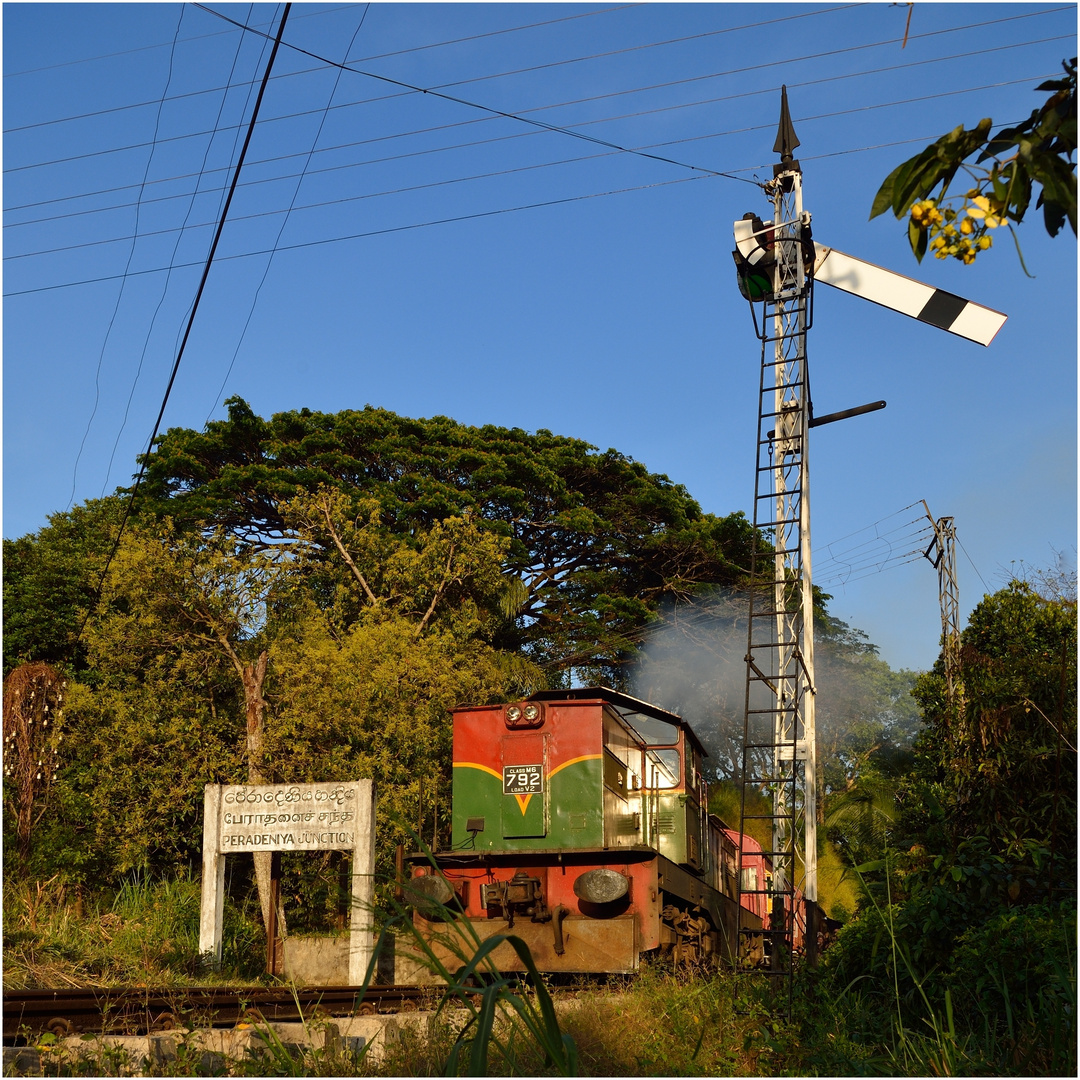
xmin=736 ymin=157 xmax=817 ymax=1017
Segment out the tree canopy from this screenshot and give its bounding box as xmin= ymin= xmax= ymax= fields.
xmin=136 ymin=397 xmax=762 ymax=680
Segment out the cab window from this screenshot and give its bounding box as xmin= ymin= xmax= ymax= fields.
xmin=646 ymin=747 xmax=680 ymax=789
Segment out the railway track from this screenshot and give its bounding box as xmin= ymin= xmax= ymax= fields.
xmin=3 ymin=985 xmax=433 ymax=1042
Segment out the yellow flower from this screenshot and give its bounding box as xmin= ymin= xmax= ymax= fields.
xmin=966 ymin=195 xmax=1007 ymax=228
xmin=959 ymin=218 xmax=974 ymax=234
xmin=978 ymin=235 xmax=992 ymax=250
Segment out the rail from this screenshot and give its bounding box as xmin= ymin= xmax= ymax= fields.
xmin=3 ymin=985 xmax=432 ymax=1041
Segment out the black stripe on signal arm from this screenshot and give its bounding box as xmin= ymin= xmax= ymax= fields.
xmin=917 ymin=289 xmax=968 ymax=331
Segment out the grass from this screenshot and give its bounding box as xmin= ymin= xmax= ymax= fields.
xmin=4 ymin=872 xmax=1073 ymax=1076
xmin=2 ymin=874 xmax=265 ymax=988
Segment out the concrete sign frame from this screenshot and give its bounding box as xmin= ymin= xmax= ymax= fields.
xmin=199 ymin=780 xmax=376 ymax=985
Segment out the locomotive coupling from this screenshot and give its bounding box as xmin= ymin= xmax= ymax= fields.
xmin=481 ymin=870 xmax=550 ymax=928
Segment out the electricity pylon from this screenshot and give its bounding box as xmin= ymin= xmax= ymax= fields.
xmin=922 ymin=503 xmax=963 ymax=712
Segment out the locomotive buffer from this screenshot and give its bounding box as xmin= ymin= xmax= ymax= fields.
xmin=732 ymin=88 xmax=1006 ymax=1006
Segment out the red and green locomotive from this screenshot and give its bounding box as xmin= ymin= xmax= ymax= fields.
xmin=407 ymin=687 xmax=763 ymax=975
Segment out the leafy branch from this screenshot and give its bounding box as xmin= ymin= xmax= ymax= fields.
xmin=871 ymin=59 xmax=1076 ymax=268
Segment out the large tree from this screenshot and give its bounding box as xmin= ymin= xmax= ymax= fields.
xmin=2 ymin=497 xmax=126 ymax=677
xmin=136 ymin=397 xmax=761 ymax=682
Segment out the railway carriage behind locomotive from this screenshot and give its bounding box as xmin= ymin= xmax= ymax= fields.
xmin=406 ymin=687 xmax=770 ymax=975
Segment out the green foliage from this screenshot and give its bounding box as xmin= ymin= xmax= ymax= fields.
xmin=819 ymin=574 xmax=1077 ymax=1077
xmin=820 ymin=887 xmax=1076 ymax=1076
xmin=905 ymin=580 xmax=1077 ymax=898
xmin=872 ymin=59 xmax=1077 ymax=265
xmin=266 ymin=611 xmax=539 ymax=904
xmin=13 ymin=507 xmax=536 ymax=903
xmin=138 ymin=398 xmax=760 ymax=681
xmin=709 ymin=780 xmax=770 ymax=849
xmin=945 ymin=902 xmax=1076 ymax=1046
xmin=2 ymin=497 xmax=126 ymax=676
xmin=815 ymin=615 xmax=920 ymax=796
xmin=824 ymin=771 xmax=901 ymax=901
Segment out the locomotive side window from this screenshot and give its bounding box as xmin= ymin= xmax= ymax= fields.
xmin=645 ymin=747 xmax=680 ymax=789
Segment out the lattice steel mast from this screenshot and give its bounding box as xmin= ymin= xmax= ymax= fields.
xmin=735 ymin=89 xmax=818 ymax=1002
xmin=922 ymin=503 xmax=962 ymax=709
xmin=728 ymin=87 xmax=1006 ymax=1006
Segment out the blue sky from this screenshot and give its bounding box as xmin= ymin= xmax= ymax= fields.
xmin=3 ymin=2 xmax=1076 ymax=672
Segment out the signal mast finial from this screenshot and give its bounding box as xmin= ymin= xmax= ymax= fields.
xmin=773 ymin=85 xmax=800 ymax=165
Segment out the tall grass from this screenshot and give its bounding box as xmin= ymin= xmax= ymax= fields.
xmin=2 ymin=873 xmax=265 ymax=987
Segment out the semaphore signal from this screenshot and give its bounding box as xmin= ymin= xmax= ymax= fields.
xmin=731 ymin=87 xmax=1006 ymax=1011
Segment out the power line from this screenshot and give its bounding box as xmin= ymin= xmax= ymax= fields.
xmin=4 ymin=173 xmax=711 ymax=298
xmin=813 ymin=503 xmax=936 ymax=588
xmin=72 ymin=3 xmax=294 ymax=652
xmin=2 ymin=4 xmax=854 ymax=136
xmin=6 ymin=72 xmax=1055 ymax=267
xmin=67 ymin=5 xmax=189 ymax=512
xmin=2 ymin=3 xmax=633 ymax=82
xmin=13 ymin=3 xmax=1063 ymax=182
xmin=956 ymin=534 xmax=991 ymax=594
xmin=206 ymin=2 xmax=374 ymax=419
xmin=6 ymin=29 xmax=1069 ymax=220
xmin=100 ymin=4 xmax=268 ymax=499
xmin=5 ymin=107 xmax=1038 ymax=301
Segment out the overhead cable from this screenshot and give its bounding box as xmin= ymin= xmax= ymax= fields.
xmin=4 ymin=3 xmax=857 ymax=135
xmin=3 ymin=3 xmax=635 ymax=82
xmin=206 ymin=2 xmax=374 ymax=418
xmin=99 ymin=4 xmax=268 ymax=499
xmin=71 ymin=3 xmax=294 ymax=654
xmin=5 ymin=75 xmax=1055 ymax=266
xmin=67 ymin=5 xmax=188 ymax=511
xmin=6 ymin=30 xmax=1069 ymax=229
xmin=6 ymin=27 xmax=1069 ymax=201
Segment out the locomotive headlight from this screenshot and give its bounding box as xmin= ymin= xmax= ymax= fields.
xmin=506 ymin=705 xmax=522 ymax=723
xmin=573 ymin=868 xmax=629 ymax=905
xmin=522 ymin=704 xmax=540 ymax=722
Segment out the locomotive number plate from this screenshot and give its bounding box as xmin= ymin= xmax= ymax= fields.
xmin=502 ymin=764 xmax=543 ymax=795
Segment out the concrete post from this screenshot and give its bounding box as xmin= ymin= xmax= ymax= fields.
xmin=199 ymin=784 xmax=226 ymax=966
xmin=348 ymin=779 xmax=377 ymax=986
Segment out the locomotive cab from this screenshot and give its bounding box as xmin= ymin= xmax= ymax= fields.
xmin=622 ymin=709 xmax=708 ymax=874
xmin=404 ymin=687 xmax=756 ymax=978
